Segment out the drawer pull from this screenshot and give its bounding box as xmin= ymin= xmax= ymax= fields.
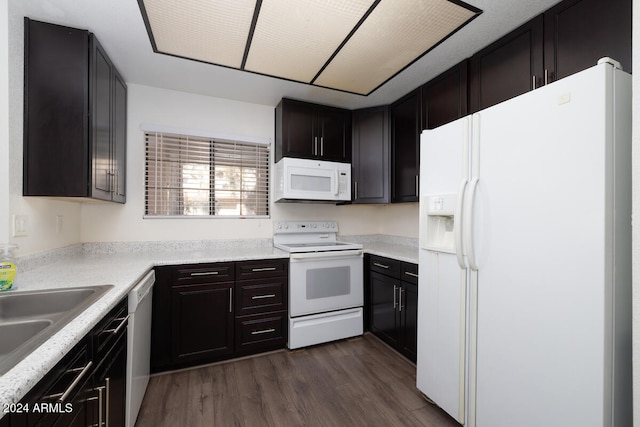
xmin=251 ymin=328 xmax=275 ymax=335
xmin=373 ymin=262 xmax=390 ymax=269
xmin=404 ymin=271 xmax=419 ymax=278
xmin=94 ymin=385 xmax=105 ymax=427
xmin=44 ymin=361 xmax=93 ymax=402
xmin=251 ymin=267 xmax=277 ymax=272
xmin=393 ymin=285 xmax=398 ymax=309
xmin=191 ymin=271 xmax=219 ymax=276
xmin=103 ymin=315 xmax=129 ymax=335
xmin=252 ymin=294 xmax=276 ymax=300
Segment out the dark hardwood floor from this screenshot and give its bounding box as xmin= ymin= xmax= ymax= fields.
xmin=136 ymin=333 xmax=460 ymax=427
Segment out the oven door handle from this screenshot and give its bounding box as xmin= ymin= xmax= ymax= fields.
xmin=290 ymin=249 xmax=363 ymax=260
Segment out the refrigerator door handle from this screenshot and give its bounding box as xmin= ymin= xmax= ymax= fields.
xmin=465 ymin=177 xmax=479 ymax=271
xmin=454 ymin=179 xmax=468 ymax=269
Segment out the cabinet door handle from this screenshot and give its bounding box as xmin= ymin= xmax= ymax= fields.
xmin=252 ymin=294 xmax=276 ymax=300
xmin=544 ymin=69 xmax=549 ymax=85
xmin=103 ymin=315 xmax=129 ymax=335
xmin=320 ymin=136 xmax=324 ymax=156
xmin=93 ymin=385 xmax=105 ymax=427
xmin=191 ymin=271 xmax=219 ymax=277
xmin=354 ymin=181 xmax=358 ymax=200
xmin=314 ymin=136 xmax=318 ymax=156
xmin=373 ymin=262 xmax=389 ymax=269
xmin=251 ymin=267 xmax=276 ymax=272
xmin=398 ymin=287 xmax=404 ymax=312
xmin=103 ymin=377 xmax=111 ymax=427
xmin=393 ymin=285 xmax=398 ymax=309
xmin=229 ymin=288 xmax=233 ymax=313
xmin=44 ymin=361 xmax=93 ymax=402
xmin=251 ymin=328 xmax=275 ymax=335
xmin=532 ymin=75 xmax=537 ymax=90
xmin=404 ymin=271 xmax=418 ymax=278
xmin=415 ymin=175 xmax=419 ymax=197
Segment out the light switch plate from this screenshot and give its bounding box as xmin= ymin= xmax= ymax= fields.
xmin=13 ymin=215 xmax=28 ymax=237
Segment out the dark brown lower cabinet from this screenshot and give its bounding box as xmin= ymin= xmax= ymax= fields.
xmin=367 ymin=255 xmax=418 ymax=362
xmin=171 ymin=283 xmax=234 ymax=364
xmin=10 ymin=298 xmax=128 ymax=427
xmin=152 ymin=259 xmax=289 ymax=373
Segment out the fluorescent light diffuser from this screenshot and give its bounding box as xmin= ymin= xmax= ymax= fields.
xmin=142 ymin=0 xmax=255 ymax=68
xmin=138 ymin=0 xmax=481 ymax=95
xmin=244 ymin=0 xmax=375 ymax=83
xmin=314 ymin=0 xmax=478 ymax=94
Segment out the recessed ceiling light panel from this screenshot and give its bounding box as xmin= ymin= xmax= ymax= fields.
xmin=142 ymin=0 xmax=255 ymax=68
xmin=138 ymin=0 xmax=481 ymax=95
xmin=244 ymin=0 xmax=376 ymax=83
xmin=314 ymin=0 xmax=479 ymax=94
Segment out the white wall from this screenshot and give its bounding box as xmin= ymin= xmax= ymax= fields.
xmin=80 ymin=84 xmax=418 ymax=242
xmin=632 ymin=2 xmax=639 ymax=424
xmin=7 ymin=0 xmax=83 ymax=256
xmin=0 ymin=1 xmax=9 ymax=245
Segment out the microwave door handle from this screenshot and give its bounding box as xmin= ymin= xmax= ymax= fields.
xmin=333 ymin=170 xmax=339 ymax=195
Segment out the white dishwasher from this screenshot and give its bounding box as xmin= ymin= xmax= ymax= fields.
xmin=126 ymin=270 xmax=155 ymax=427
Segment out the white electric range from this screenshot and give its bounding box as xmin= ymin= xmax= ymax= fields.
xmin=273 ymin=221 xmax=364 ymax=349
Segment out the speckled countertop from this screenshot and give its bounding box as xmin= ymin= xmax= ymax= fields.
xmin=0 ymin=237 xmax=417 ymax=413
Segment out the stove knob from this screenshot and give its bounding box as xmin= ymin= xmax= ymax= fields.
xmin=331 ymin=223 xmax=336 ymax=229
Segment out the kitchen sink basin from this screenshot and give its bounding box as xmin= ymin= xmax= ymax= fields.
xmin=0 ymin=288 xmax=99 ymax=321
xmin=0 ymin=320 xmax=53 ymax=357
xmin=0 ymin=285 xmax=114 ymax=375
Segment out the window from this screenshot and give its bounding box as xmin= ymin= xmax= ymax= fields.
xmin=145 ymin=131 xmax=269 ymax=217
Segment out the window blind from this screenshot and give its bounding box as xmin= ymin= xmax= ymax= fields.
xmin=145 ymin=132 xmax=269 ymax=217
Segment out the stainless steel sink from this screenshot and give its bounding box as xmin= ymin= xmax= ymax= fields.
xmin=0 ymin=320 xmax=53 ymax=357
xmin=0 ymin=288 xmax=98 ymax=321
xmin=0 ymin=285 xmax=114 ymax=375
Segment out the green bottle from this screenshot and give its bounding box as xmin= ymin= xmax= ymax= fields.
xmin=0 ymin=244 xmax=18 ymax=291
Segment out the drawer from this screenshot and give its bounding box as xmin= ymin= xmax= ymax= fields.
xmin=235 ymin=259 xmax=289 ymax=280
xmin=235 ymin=312 xmax=287 ymax=354
xmin=235 ymin=277 xmax=288 ymax=316
xmin=401 ymin=262 xmax=419 ymax=285
xmin=175 ymin=262 xmax=234 ymax=284
xmin=369 ymin=255 xmax=401 ymax=279
xmin=94 ymin=297 xmax=128 ymax=360
xmin=17 ymin=337 xmax=91 ymax=427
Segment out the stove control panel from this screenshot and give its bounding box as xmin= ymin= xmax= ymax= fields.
xmin=273 ymin=221 xmax=338 ymax=234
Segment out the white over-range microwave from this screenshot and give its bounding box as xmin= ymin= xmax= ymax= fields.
xmin=274 ymin=157 xmax=351 ymax=202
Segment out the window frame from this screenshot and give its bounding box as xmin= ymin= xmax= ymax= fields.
xmin=142 ymin=125 xmax=271 ymax=219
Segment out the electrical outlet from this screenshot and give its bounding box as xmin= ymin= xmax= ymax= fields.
xmin=13 ymin=215 xmax=28 ymax=237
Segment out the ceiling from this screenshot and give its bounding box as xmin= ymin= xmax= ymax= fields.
xmin=139 ymin=0 xmax=480 ymax=95
xmin=18 ymin=0 xmax=562 ymax=110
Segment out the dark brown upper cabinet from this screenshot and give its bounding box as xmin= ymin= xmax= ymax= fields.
xmin=422 ymin=60 xmax=468 ymax=130
xmin=543 ymin=0 xmax=631 ymax=83
xmin=275 ymin=98 xmax=351 ymax=163
xmin=390 ymin=88 xmax=421 ymax=203
xmin=351 ymin=106 xmax=390 ymax=204
xmin=469 ymin=16 xmax=544 ymax=113
xmin=23 ymin=19 xmax=126 ymax=203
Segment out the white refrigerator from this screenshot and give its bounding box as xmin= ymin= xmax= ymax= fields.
xmin=416 ymin=59 xmax=632 ymax=427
